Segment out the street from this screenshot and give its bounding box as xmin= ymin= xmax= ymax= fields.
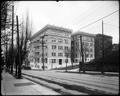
xmin=22 ymin=70 xmax=119 ymax=95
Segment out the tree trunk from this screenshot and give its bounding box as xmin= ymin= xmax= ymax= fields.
xmin=71 ymin=62 xmax=73 ymax=69
xmin=79 ymin=62 xmax=81 ymax=73
xmin=15 ymin=64 xmax=18 ymax=77
xmin=11 ymin=5 xmax=14 ymax=75
xmin=16 ymin=15 xmax=22 ymax=79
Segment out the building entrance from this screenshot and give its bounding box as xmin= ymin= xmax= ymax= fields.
xmin=59 ymin=59 xmax=62 ymax=65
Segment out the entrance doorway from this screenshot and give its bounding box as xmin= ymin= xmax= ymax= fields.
xmin=59 ymin=59 xmax=62 ymax=65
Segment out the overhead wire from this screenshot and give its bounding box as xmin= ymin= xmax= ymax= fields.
xmin=79 ymin=10 xmax=119 ymax=30
xmin=72 ymin=2 xmax=103 ymax=26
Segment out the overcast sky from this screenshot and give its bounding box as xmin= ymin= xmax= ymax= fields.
xmin=15 ymin=1 xmax=119 ymax=44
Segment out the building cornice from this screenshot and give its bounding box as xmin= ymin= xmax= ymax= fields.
xmin=46 ymin=34 xmax=71 ymax=39
xmin=95 ymin=34 xmax=112 ymax=39
xmin=72 ymin=31 xmax=96 ymax=37
xmin=30 ymin=24 xmax=72 ymax=41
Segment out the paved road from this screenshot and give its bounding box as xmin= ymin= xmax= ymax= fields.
xmin=22 ymin=70 xmax=119 ymax=95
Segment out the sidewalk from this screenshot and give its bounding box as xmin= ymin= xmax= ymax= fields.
xmin=1 ymin=70 xmax=60 ymax=95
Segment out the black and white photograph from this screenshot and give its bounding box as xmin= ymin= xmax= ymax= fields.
xmin=1 ymin=0 xmax=119 ymax=95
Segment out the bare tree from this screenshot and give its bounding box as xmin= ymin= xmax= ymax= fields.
xmin=1 ymin=1 xmax=12 ymax=30
xmin=15 ymin=10 xmax=32 ymax=78
xmin=1 ymin=1 xmax=14 ymax=73
xmin=64 ymin=47 xmax=71 ymax=72
xmin=71 ymin=39 xmax=75 ymax=69
xmin=20 ymin=10 xmax=32 ymax=68
xmin=82 ymin=42 xmax=89 ymax=63
xmin=1 ymin=1 xmax=32 ymax=78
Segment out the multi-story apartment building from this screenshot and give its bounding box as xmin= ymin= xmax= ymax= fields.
xmin=112 ymin=44 xmax=119 ymax=51
xmin=95 ymin=34 xmax=112 ymax=59
xmin=71 ymin=32 xmax=95 ymax=63
xmin=29 ymin=24 xmax=72 ymax=69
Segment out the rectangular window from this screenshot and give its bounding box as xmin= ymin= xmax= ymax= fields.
xmin=58 ymin=53 xmax=63 ymax=56
xmin=86 ymin=54 xmax=89 ymax=58
xmin=36 ymin=46 xmax=39 ymax=49
xmin=90 ymin=54 xmax=93 ymax=58
xmin=90 ymin=48 xmax=93 ymax=52
xmin=52 ymin=39 xmax=56 ymax=42
xmin=65 ymin=33 xmax=68 ymax=36
xmin=37 ymin=58 xmax=39 ymax=63
xmin=64 ymin=46 xmax=68 ymax=50
xmin=76 ymin=54 xmax=77 ymax=57
xmin=76 ymin=59 xmax=78 ymax=63
xmin=58 ymin=39 xmax=63 ymax=43
xmin=83 ymin=42 xmax=88 ymax=46
xmin=76 ymin=48 xmax=77 ymax=51
xmin=52 ymin=59 xmax=56 ymax=63
xmin=52 ymin=52 xmax=56 ymax=56
xmin=76 ymin=42 xmax=78 ymax=46
xmin=90 ymin=43 xmax=93 ymax=46
xmin=64 ymin=39 xmax=68 ymax=44
xmin=91 ymin=38 xmax=94 ymax=42
xmin=45 ymin=58 xmax=47 ymax=63
xmin=37 ymin=40 xmax=39 ymax=42
xmin=83 ymin=37 xmax=87 ymax=41
xmin=35 ymin=52 xmax=39 ymax=55
xmin=58 ymin=46 xmax=63 ymax=50
xmin=52 ymin=45 xmax=56 ymax=49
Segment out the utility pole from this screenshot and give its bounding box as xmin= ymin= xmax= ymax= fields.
xmin=80 ymin=35 xmax=84 ymax=73
xmin=101 ymin=20 xmax=105 ymax=75
xmin=5 ymin=32 xmax=8 ymax=72
xmin=40 ymin=35 xmax=48 ymax=71
xmin=65 ymin=50 xmax=68 ymax=72
xmin=16 ymin=15 xmax=22 ymax=79
xmin=11 ymin=5 xmax=14 ymax=74
xmin=42 ymin=36 xmax=44 ymax=70
xmin=71 ymin=39 xmax=74 ymax=69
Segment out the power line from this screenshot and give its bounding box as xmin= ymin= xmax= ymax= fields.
xmin=79 ymin=10 xmax=119 ymax=30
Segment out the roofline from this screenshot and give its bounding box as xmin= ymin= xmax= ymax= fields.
xmin=72 ymin=31 xmax=96 ymax=37
xmin=30 ymin=24 xmax=72 ymax=40
xmin=95 ymin=34 xmax=112 ymax=38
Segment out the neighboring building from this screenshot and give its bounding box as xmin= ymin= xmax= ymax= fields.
xmin=29 ymin=24 xmax=72 ymax=69
xmin=71 ymin=32 xmax=95 ymax=63
xmin=95 ymin=34 xmax=112 ymax=59
xmin=112 ymin=43 xmax=119 ymax=51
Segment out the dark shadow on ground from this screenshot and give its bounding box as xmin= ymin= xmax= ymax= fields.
xmin=23 ymin=73 xmax=112 ymax=95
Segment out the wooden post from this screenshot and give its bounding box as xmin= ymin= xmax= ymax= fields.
xmin=11 ymin=5 xmax=14 ymax=74
xmin=42 ymin=36 xmax=45 ymax=70
xmin=5 ymin=32 xmax=8 ymax=72
xmin=101 ymin=20 xmax=105 ymax=75
xmin=80 ymin=35 xmax=84 ymax=73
